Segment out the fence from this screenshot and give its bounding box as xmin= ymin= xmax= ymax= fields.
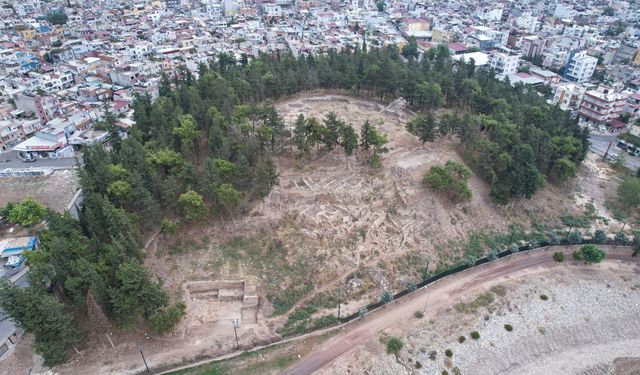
xmin=0 ymin=167 xmax=54 ymax=178
xmin=337 ymin=238 xmax=633 ymax=323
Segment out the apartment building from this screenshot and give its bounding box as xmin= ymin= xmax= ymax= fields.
xmin=578 ymin=86 xmax=628 ymax=125
xmin=487 ymin=51 xmax=520 ymax=75
xmin=564 ymin=51 xmax=597 ymax=83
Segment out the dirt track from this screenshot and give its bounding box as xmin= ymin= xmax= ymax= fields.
xmin=281 ymin=246 xmax=639 ymax=375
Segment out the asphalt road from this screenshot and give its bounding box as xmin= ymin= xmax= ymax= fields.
xmin=281 ymin=246 xmax=638 ymax=375
xmin=589 ymin=133 xmax=640 ymax=171
xmin=0 ymin=150 xmax=80 ymax=169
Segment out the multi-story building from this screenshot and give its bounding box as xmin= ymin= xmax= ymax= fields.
xmin=487 ymin=51 xmax=520 ymax=75
xmin=613 ymin=42 xmax=639 ymax=65
xmin=578 ymin=86 xmax=628 ymax=125
xmin=550 ymin=82 xmax=586 ymax=111
xmin=624 ymin=93 xmax=640 ymax=122
xmin=564 ymin=51 xmax=597 ymax=83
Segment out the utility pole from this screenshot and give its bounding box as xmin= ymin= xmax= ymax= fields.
xmin=337 ymin=299 xmax=341 ymax=320
xmin=603 ymin=140 xmax=613 ymax=160
xmin=232 ymin=319 xmax=239 ymax=350
xmin=139 ymin=349 xmax=150 ymax=374
xmin=564 ymin=224 xmax=574 ymax=242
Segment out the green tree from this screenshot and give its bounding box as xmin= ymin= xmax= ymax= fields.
xmin=47 ymin=10 xmax=68 ymax=25
xmin=160 ymin=218 xmax=178 ymax=237
xmin=386 ymin=337 xmax=404 ymax=358
xmin=178 ymin=191 xmax=207 ymax=221
xmin=423 ymin=161 xmax=473 ymax=202
xmin=7 ymin=197 xmax=46 ymax=226
xmin=0 ymin=281 xmax=83 ymax=366
xmin=173 ymin=114 xmax=201 ymax=161
xmin=406 ymin=113 xmax=437 ymax=144
xmin=215 ymin=183 xmax=242 ymax=217
xmin=402 ymin=36 xmax=419 ymax=59
xmin=617 ymin=177 xmax=640 ymax=211
xmin=573 ymin=244 xmax=606 ymax=264
xmin=340 ymin=123 xmax=359 ymax=157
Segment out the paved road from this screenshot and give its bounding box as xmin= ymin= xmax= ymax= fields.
xmin=0 ymin=150 xmax=80 ymax=169
xmin=589 ymin=133 xmax=640 ymax=171
xmin=281 ymin=246 xmax=638 ymax=375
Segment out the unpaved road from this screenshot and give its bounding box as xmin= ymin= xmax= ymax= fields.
xmin=281 ymin=246 xmax=638 ymax=375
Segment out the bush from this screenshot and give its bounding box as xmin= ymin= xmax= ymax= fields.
xmin=357 ymin=307 xmax=367 ymax=319
xmin=487 ymin=249 xmax=498 ymax=261
xmin=386 ymin=337 xmax=404 ymax=357
xmin=547 ymin=231 xmax=561 ymax=245
xmin=445 ymin=348 xmax=453 ymax=357
xmin=529 ymin=239 xmax=540 ymax=249
xmin=593 ymin=229 xmax=607 ymax=244
xmin=504 ymin=324 xmax=513 ymax=331
xmin=414 ymin=311 xmax=424 ymax=319
xmin=415 ymin=360 xmax=422 ymax=369
xmin=160 ymin=218 xmax=179 ymax=237
xmin=470 ymin=331 xmax=480 ymax=339
xmin=7 ymin=197 xmax=46 ymax=226
xmin=381 ymin=290 xmax=393 ymax=304
xmin=146 ymin=302 xmax=186 ymax=335
xmin=539 ymin=294 xmax=548 ymax=301
xmin=458 ymin=335 xmax=466 ymax=343
xmin=509 ymin=244 xmax=520 ymax=254
xmin=465 ymin=255 xmax=477 ymax=267
xmin=423 ymin=160 xmax=473 ymax=202
xmin=574 ymin=244 xmax=606 ymax=264
xmin=406 ymin=282 xmax=417 ymax=292
xmin=614 ymin=232 xmax=628 ymax=245
xmin=567 ymin=230 xmax=583 ymax=244
xmin=553 ymin=251 xmax=565 ymax=263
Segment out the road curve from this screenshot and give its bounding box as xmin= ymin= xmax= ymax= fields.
xmin=281 ymin=246 xmax=638 ymax=375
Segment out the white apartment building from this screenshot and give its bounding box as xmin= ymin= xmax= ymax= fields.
xmin=487 ymin=51 xmax=519 ymax=75
xmin=553 ymin=3 xmax=576 ymax=19
xmin=564 ymin=51 xmax=597 ymax=83
xmin=550 ymin=83 xmax=586 ymax=110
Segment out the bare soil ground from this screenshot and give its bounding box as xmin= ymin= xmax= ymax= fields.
xmin=0 ymin=169 xmax=79 ymax=212
xmin=313 ymin=250 xmax=640 ymax=375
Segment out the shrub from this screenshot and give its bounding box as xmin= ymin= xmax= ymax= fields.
xmin=445 ymin=348 xmax=453 ymax=357
xmin=458 ymin=335 xmax=466 ymax=343
xmin=509 ymin=244 xmax=520 ymax=254
xmin=386 ymin=337 xmax=404 ymax=357
xmin=406 ymin=282 xmax=417 ymax=292
xmin=470 ymin=331 xmax=480 ymax=339
xmin=358 ymin=307 xmax=367 ymax=319
xmin=529 ymin=239 xmax=540 ymax=249
xmin=504 ymin=324 xmax=513 ymax=331
xmin=487 ymin=249 xmax=498 ymax=261
xmin=442 ymin=371 xmax=449 ymax=375
xmin=465 ymin=255 xmax=477 ymax=267
xmin=593 ymin=229 xmax=607 ymax=244
xmin=539 ymin=294 xmax=548 ymax=301
xmin=160 ymin=218 xmax=179 ymax=237
xmin=415 ymin=360 xmax=422 ymax=369
xmin=574 ymin=244 xmax=606 ymax=264
xmin=614 ymin=232 xmax=628 ymax=245
xmin=381 ymin=290 xmax=393 ymax=304
xmin=7 ymin=197 xmax=46 ymax=226
xmin=547 ymin=231 xmax=561 ymax=245
xmin=147 ymin=302 xmax=186 ymax=335
xmin=423 ymin=160 xmax=473 ymax=202
xmin=553 ymin=251 xmax=565 ymax=263
xmin=567 ymin=230 xmax=582 ymax=244
xmin=429 ymin=350 xmax=437 ymax=360
xmin=414 ymin=311 xmax=424 ymax=319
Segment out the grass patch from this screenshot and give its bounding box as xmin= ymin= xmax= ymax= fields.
xmin=414 ymin=311 xmax=424 ymax=319
xmin=276 ymin=306 xmax=338 ymax=337
xmin=490 ymin=285 xmax=507 ymax=297
xmin=453 ymin=292 xmax=495 ymax=314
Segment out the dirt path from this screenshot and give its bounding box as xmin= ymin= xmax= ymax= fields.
xmin=281 ymin=246 xmax=638 ymax=375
